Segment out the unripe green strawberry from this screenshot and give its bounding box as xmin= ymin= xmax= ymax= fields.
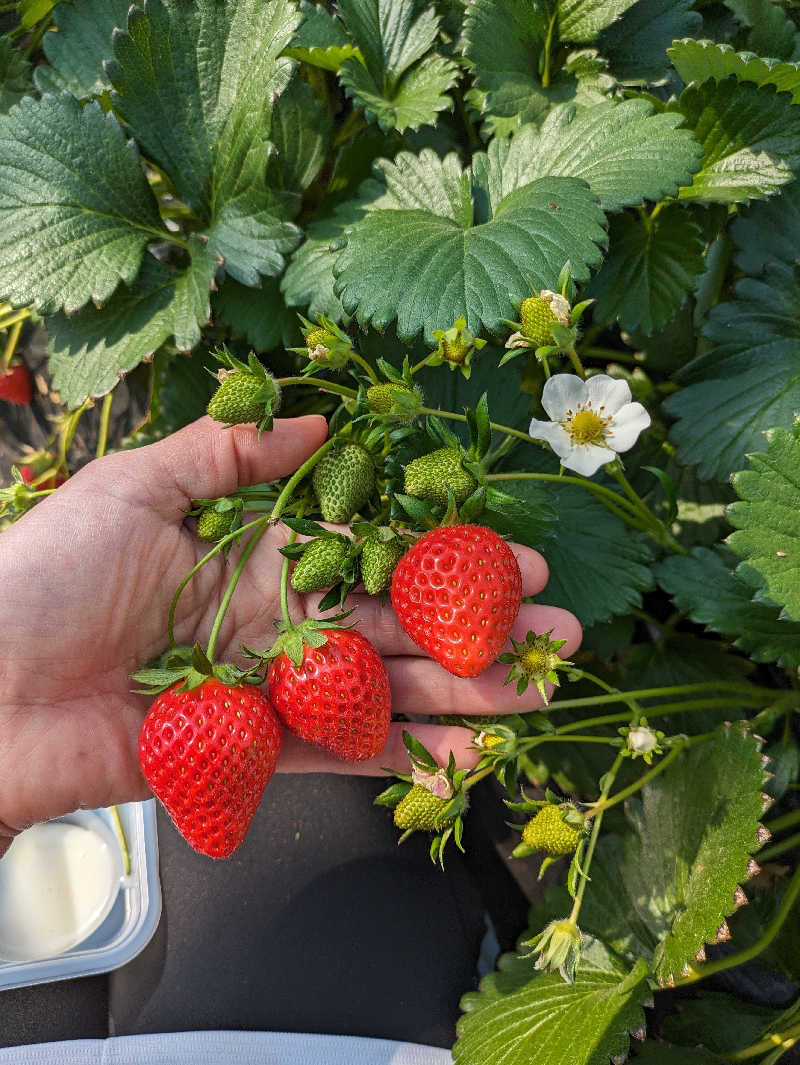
xmin=312 ymin=444 xmax=375 ymax=524
xmin=207 ymin=371 xmax=265 ymax=425
xmin=305 ymin=327 xmax=336 ymax=359
xmin=519 ymin=291 xmax=571 ymax=347
xmin=394 ymin=784 xmax=456 ymax=832
xmin=522 ymin=805 xmax=583 ymax=857
xmin=361 ymin=536 xmax=405 ymax=595
xmin=366 ymin=382 xmax=419 ymax=415
xmin=196 ymin=506 xmax=236 ymax=543
xmin=403 ymin=448 xmax=477 ymax=509
xmin=291 ymin=537 xmax=350 ymax=594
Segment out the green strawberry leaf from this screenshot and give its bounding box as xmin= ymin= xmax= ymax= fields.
xmin=454 ymin=940 xmax=650 ymax=1065
xmin=337 ymin=0 xmax=458 ymax=132
xmin=268 ymin=77 xmax=334 ymax=197
xmin=665 ymin=265 xmax=800 ymax=481
xmin=586 ymin=204 xmax=705 ymax=334
xmin=558 ymin=0 xmax=640 ymax=43
xmin=334 ymin=148 xmax=607 ymax=341
xmin=19 ymin=0 xmax=58 ymax=29
xmin=655 ymin=546 xmax=800 ymax=669
xmin=462 ymin=2 xmax=616 ymax=126
xmin=722 ymin=0 xmax=797 ymax=61
xmin=34 ymin=0 xmax=129 ymax=98
xmin=0 ymin=94 xmax=165 ymax=314
xmin=481 ymin=485 xmax=557 ymax=550
xmin=340 ymin=52 xmax=458 ymax=134
xmin=214 ymin=275 xmax=299 ymax=352
xmin=730 ymin=173 xmax=800 ymax=276
xmin=537 ymin=483 xmax=653 ymax=626
xmin=676 ymin=77 xmax=800 ymax=203
xmin=662 ymin=992 xmax=783 ymax=1054
xmin=107 ymin=0 xmax=301 ymax=284
xmin=488 ymin=100 xmax=702 ymax=212
xmin=728 ymin=424 xmax=800 ymax=622
xmin=0 ymin=36 xmax=33 ymax=114
xmin=47 ymin=244 xmax=217 ymax=406
xmin=284 ymin=1 xmax=362 ymax=72
xmin=669 ymin=40 xmax=800 ymax=105
xmin=601 ymin=0 xmax=701 ymax=83
xmin=590 ymin=724 xmax=764 ymax=986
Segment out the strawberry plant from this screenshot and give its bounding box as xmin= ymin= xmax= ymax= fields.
xmin=2 ymin=0 xmax=800 ymax=1062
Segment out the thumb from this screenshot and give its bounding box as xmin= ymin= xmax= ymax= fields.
xmin=93 ymin=415 xmax=329 ymax=511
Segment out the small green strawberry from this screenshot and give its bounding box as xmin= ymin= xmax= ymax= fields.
xmin=294 ymin=315 xmax=354 ymax=369
xmin=499 ymin=629 xmax=573 ymax=704
xmin=520 ymin=291 xmax=571 ymax=347
xmin=393 ymin=784 xmax=457 ymax=832
xmin=429 ymin=317 xmax=486 ymax=379
xmin=366 ymin=382 xmax=422 ymax=418
xmin=196 ymin=506 xmax=237 ymax=544
xmin=360 ymin=533 xmax=406 ymax=595
xmin=517 ymin=803 xmax=585 ymax=858
xmin=291 ymin=536 xmax=351 ymax=594
xmin=312 ymin=443 xmax=375 ymax=523
xmin=206 ymin=349 xmax=280 ymax=434
xmin=403 ymin=448 xmax=477 ymax=509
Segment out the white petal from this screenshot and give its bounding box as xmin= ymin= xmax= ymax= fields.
xmin=529 ymin=419 xmax=573 ymax=456
xmin=560 ymin=442 xmax=617 ymax=477
xmin=541 ymin=374 xmax=588 ymax=421
xmin=584 ymin=374 xmax=632 ymax=416
xmin=607 ymin=402 xmax=651 ymax=452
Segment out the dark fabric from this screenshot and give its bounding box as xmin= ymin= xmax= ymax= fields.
xmin=3 ymin=775 xmax=529 ymax=1050
xmin=0 ymin=976 xmax=108 ymax=1048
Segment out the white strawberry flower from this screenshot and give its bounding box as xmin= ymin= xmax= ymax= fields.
xmin=529 ymin=373 xmax=651 ymax=477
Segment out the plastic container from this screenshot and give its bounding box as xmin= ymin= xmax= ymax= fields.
xmin=0 ymin=800 xmax=161 ymax=991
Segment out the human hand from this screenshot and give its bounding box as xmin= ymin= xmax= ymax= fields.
xmin=0 ymin=416 xmax=581 ymax=857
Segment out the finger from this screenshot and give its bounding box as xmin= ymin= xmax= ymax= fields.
xmin=276 ymin=723 xmax=481 ymax=775
xmin=86 ymin=414 xmax=329 ymax=514
xmin=300 ymin=542 xmax=553 ymax=657
xmin=384 ymin=605 xmax=582 ymax=715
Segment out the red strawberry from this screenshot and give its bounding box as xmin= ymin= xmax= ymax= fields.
xmin=138 ymin=678 xmax=282 ymax=859
xmin=268 ymin=629 xmax=391 ymax=761
xmin=19 ymin=452 xmax=66 ymax=490
xmin=390 ymin=524 xmax=522 ymax=678
xmin=0 ymin=362 xmax=32 ymax=405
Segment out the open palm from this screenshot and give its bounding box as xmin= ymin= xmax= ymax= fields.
xmin=0 ymin=415 xmax=581 ymax=857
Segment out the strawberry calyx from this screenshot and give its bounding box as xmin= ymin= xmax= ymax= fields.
xmin=130 ymin=642 xmax=266 ymax=697
xmin=429 ymin=317 xmax=487 ymax=380
xmin=292 ymin=314 xmax=354 ymax=371
xmin=498 ymin=629 xmax=573 ymax=704
xmin=246 ymin=611 xmax=356 ymax=669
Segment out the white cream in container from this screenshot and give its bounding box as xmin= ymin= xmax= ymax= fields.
xmin=0 ymin=810 xmax=123 ymax=962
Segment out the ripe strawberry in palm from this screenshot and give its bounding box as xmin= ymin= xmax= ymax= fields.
xmin=138 ymin=677 xmax=282 ymax=859
xmin=391 ymin=524 xmax=522 ymax=678
xmin=266 ymin=622 xmax=391 ymax=761
xmin=0 ymin=361 xmax=32 ymax=405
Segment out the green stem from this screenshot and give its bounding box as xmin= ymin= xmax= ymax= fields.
xmin=757 ymin=832 xmax=800 ymax=864
xmin=587 ymin=740 xmax=692 ymax=817
xmin=0 ymin=308 xmax=32 ymax=333
xmin=579 ymin=346 xmax=638 ymax=364
xmin=348 ymin=351 xmax=379 ymax=384
xmin=540 ymin=9 xmax=557 ymax=87
xmin=730 ymin=1022 xmax=800 ymax=1061
xmin=410 ymin=352 xmax=438 ymax=376
xmin=453 ymin=85 xmax=480 ymax=151
xmin=332 ymin=108 xmax=366 ymax=148
xmin=486 ymin=471 xmax=647 ymax=522
xmin=22 ymin=16 xmax=50 ymax=58
xmin=569 ymin=751 xmax=625 ymax=921
xmin=2 ymin=318 xmax=24 ymax=370
xmin=206 ymin=525 xmax=267 ymax=662
xmin=571 ymin=668 xmax=643 ymax=718
xmin=676 ymin=860 xmax=800 ymax=987
xmin=555 ymin=697 xmax=774 ymax=734
xmin=276 ymin=376 xmax=358 ymax=400
xmin=520 ymin=733 xmax=621 ymax=751
xmin=548 ymin=681 xmax=779 ymax=713
xmin=95 ymin=393 xmax=114 ymax=459
xmin=462 ymin=764 xmax=496 ymax=792
xmin=566 ymin=346 xmax=586 ymax=380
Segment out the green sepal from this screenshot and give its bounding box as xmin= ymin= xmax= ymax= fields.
xmin=511 ymin=841 xmax=537 ymax=859
xmin=245 ymin=612 xmax=355 ymax=668
xmin=282 ymin=516 xmax=337 ymax=537
xmin=374 ymin=781 xmax=412 ymax=808
xmin=129 ymin=641 xmax=263 ymax=696
xmin=402 ymin=728 xmax=439 ymax=769
xmin=424 ymin=415 xmax=461 ymax=450
xmin=393 ymin=492 xmax=438 ymax=527
xmin=278 ymin=542 xmax=310 ymax=560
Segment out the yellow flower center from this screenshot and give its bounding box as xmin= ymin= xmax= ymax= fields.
xmin=561 ymin=404 xmax=611 ymax=446
xmin=521 ymin=647 xmax=552 ymax=675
